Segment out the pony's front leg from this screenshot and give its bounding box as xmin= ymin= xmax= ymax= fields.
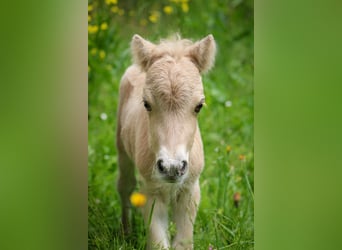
xmin=143 ymin=196 xmax=170 ymax=250
xmin=172 ymin=181 xmax=200 ymax=250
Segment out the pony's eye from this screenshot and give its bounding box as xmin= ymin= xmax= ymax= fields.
xmin=194 ymin=103 xmax=203 ymax=113
xmin=143 ymin=100 xmax=152 ymax=111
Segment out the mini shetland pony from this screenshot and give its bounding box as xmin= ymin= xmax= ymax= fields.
xmin=117 ymin=34 xmax=216 ymax=249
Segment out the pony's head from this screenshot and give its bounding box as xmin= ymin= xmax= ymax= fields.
xmin=131 ymin=34 xmax=216 ymax=183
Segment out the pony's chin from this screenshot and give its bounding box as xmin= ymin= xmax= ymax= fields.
xmin=162 ymin=176 xmax=186 ymax=184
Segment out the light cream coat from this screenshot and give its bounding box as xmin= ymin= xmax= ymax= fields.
xmin=117 ymin=34 xmax=216 ymax=249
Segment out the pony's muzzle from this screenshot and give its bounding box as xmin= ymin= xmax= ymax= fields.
xmin=156 ymin=159 xmax=188 ymax=182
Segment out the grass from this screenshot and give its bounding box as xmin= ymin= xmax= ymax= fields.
xmin=88 ymin=0 xmax=253 ymax=249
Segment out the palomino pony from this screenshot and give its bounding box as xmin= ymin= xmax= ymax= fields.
xmin=116 ymin=34 xmax=216 ymax=249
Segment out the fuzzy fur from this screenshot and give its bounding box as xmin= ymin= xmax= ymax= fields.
xmin=117 ymin=34 xmax=216 ymax=249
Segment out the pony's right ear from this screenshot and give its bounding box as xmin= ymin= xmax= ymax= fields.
xmin=131 ymin=34 xmax=156 ymax=71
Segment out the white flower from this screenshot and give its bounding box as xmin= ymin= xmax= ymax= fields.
xmin=225 ymin=100 xmax=232 ymax=107
xmin=100 ymin=112 xmax=108 ymax=120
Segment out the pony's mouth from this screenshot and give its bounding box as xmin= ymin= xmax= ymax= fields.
xmin=163 ymin=176 xmax=180 ymax=183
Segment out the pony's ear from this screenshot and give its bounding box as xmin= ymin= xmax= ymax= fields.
xmin=131 ymin=34 xmax=156 ymax=71
xmin=188 ymin=34 xmax=216 ymax=73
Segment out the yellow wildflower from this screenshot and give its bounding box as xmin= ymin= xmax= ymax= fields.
xmin=90 ymin=48 xmax=97 ymax=56
xmin=163 ymin=6 xmax=173 ymax=15
xmin=100 ymin=22 xmax=108 ymax=30
xmin=105 ymin=0 xmax=118 ymax=5
xmin=181 ymin=2 xmax=189 ymax=13
xmin=88 ymin=15 xmax=91 ymax=22
xmin=149 ymin=15 xmax=157 ymax=23
xmin=130 ymin=192 xmax=147 ymax=207
xmin=239 ymin=154 xmax=246 ymax=161
xmin=88 ymin=25 xmax=98 ymax=34
xmin=99 ymin=50 xmax=106 ymax=60
xmin=149 ymin=11 xmax=160 ymax=23
xmin=111 ymin=6 xmax=119 ymax=13
xmin=88 ymin=5 xmax=93 ymax=12
xmin=226 ymin=145 xmax=232 ymax=153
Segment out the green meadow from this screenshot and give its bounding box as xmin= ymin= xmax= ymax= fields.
xmin=88 ymin=0 xmax=253 ymax=249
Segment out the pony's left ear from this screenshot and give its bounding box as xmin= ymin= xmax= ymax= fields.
xmin=188 ymin=34 xmax=216 ymax=73
xmin=131 ymin=34 xmax=156 ymax=71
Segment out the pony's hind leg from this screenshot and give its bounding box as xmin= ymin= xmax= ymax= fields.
xmin=117 ymin=148 xmax=136 ymax=235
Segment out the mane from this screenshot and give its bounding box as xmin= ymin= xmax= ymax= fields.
xmin=152 ymin=34 xmax=194 ymax=61
xmin=132 ymin=33 xmax=215 ymax=73
xmin=144 ymin=35 xmax=201 ymax=113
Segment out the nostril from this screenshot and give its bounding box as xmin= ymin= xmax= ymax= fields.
xmin=157 ymin=159 xmax=165 ymax=173
xmin=180 ymin=160 xmax=187 ymax=172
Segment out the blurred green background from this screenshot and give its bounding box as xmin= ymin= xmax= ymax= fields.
xmin=88 ymin=0 xmax=254 ymax=249
xmin=2 ymin=1 xmax=342 ymax=250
